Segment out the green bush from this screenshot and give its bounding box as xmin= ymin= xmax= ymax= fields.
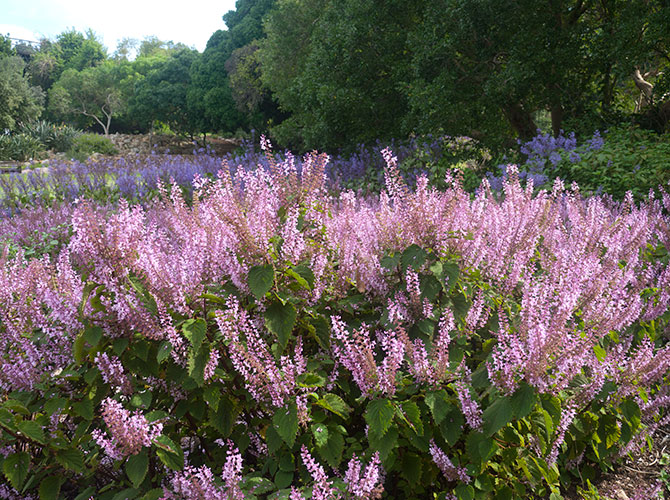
xmin=552 ymin=127 xmax=670 ymax=199
xmin=20 ymin=120 xmax=82 ymax=153
xmin=0 ymin=132 xmax=44 ymax=161
xmin=67 ymin=133 xmax=118 ymax=160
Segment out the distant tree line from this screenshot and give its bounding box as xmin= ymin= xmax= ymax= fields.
xmin=1 ymin=0 xmax=668 ymax=151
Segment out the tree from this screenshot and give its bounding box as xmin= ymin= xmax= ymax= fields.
xmin=259 ymin=0 xmax=418 ymax=150
xmin=189 ymin=0 xmax=276 ymax=134
xmin=49 ymin=62 xmax=123 ymax=135
xmin=0 ymin=56 xmax=44 ymax=130
xmin=130 ymin=48 xmax=202 ymax=137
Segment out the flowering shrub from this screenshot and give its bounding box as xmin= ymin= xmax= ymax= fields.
xmin=0 ymin=142 xmax=668 ymax=498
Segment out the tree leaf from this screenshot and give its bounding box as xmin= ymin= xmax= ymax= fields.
xmin=273 ymin=403 xmax=298 ymax=448
xmin=248 ymin=264 xmax=275 ymax=299
xmin=126 ymin=450 xmax=149 ymax=488
xmin=2 ymin=452 xmax=30 ymax=490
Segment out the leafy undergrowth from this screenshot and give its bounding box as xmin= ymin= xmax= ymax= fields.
xmin=0 ymin=144 xmax=669 ymax=499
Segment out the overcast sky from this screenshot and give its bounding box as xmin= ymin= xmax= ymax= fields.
xmin=0 ymin=0 xmax=238 ymax=54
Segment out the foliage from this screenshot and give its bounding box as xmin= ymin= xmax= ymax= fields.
xmin=493 ymin=127 xmax=670 ymax=200
xmin=19 ymin=120 xmax=82 ymax=152
xmin=0 ymin=145 xmax=668 ymax=498
xmin=0 ymin=56 xmax=45 ymax=131
xmin=130 ymin=48 xmax=202 ymax=138
xmin=0 ymin=132 xmax=43 ymax=161
xmin=49 ymin=62 xmax=125 ymax=136
xmin=67 ymin=133 xmax=118 ymax=160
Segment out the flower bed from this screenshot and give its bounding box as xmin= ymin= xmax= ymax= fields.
xmin=0 ymin=143 xmax=668 ymax=499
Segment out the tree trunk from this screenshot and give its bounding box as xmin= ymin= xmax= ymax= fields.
xmin=502 ymin=102 xmax=538 ymax=140
xmin=550 ymin=103 xmax=564 ymax=137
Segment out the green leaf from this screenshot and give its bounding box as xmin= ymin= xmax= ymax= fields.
xmin=420 ymin=274 xmax=442 ymax=301
xmin=17 ymin=420 xmax=45 ymax=444
xmin=425 ymin=390 xmax=450 ymax=425
xmin=55 ymin=448 xmax=85 ymax=473
xmin=456 ymin=484 xmax=475 ymax=500
xmin=368 ymin=426 xmax=398 ymax=461
xmin=2 ymin=452 xmax=29 ymax=490
xmin=273 ymin=403 xmax=299 ymax=448
xmin=129 ymin=275 xmax=158 ymax=315
xmin=401 ymin=244 xmax=428 ymax=271
xmin=482 ymin=396 xmax=514 ymax=437
xmin=400 ymin=453 xmax=423 ymax=486
xmin=400 ymin=401 xmax=423 ymax=434
xmin=365 ymin=399 xmax=395 ymax=439
xmin=157 ymin=340 xmax=172 ymax=363
xmin=182 ymin=319 xmax=207 ymax=353
xmin=439 ymin=406 xmax=465 ymax=446
xmin=311 ymin=423 xmax=329 ymax=448
xmin=39 ymin=476 xmax=63 ymax=500
xmin=511 ymin=382 xmax=537 ymax=419
xmin=314 ymin=393 xmax=352 ymax=418
xmin=241 ymin=477 xmax=275 ymax=495
xmin=317 ymin=427 xmax=344 ymax=468
xmin=154 ymin=435 xmax=183 ymax=470
xmin=126 ymin=450 xmax=149 ymax=488
xmin=248 ymin=264 xmax=275 ymax=299
xmin=187 ymin=343 xmax=210 ymax=387
xmin=442 ymin=262 xmax=460 ymax=289
xmin=297 ymin=372 xmax=326 ymax=388
xmin=265 ymin=301 xmax=297 ymax=351
xmin=72 ymin=399 xmax=94 ymax=421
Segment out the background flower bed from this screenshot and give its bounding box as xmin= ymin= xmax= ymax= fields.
xmin=0 ymin=141 xmax=668 ymax=499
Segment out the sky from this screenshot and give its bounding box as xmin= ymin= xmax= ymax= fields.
xmin=0 ymin=0 xmax=238 ymax=54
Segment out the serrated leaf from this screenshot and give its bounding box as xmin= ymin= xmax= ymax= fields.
xmin=311 ymin=423 xmax=329 ymax=448
xmin=456 ymin=484 xmax=475 ymax=500
xmin=187 ymin=343 xmax=210 ymax=387
xmin=157 ymin=340 xmax=172 ymax=363
xmin=72 ymin=399 xmax=94 ymax=421
xmin=292 ymin=262 xmax=315 ymax=288
xmin=401 ymin=453 xmax=423 ymax=486
xmin=241 ymin=477 xmax=275 ymax=495
xmin=442 ymin=262 xmax=460 ymax=289
xmin=511 ymin=382 xmax=537 ymax=419
xmin=425 ymin=390 xmax=450 ymax=425
xmin=314 ymin=393 xmax=351 ymax=418
xmin=154 ymin=435 xmax=183 ymax=470
xmin=39 ymin=476 xmax=63 ymax=500
xmin=2 ymin=452 xmax=29 ymax=490
xmin=482 ymin=396 xmax=514 ymax=437
xmin=368 ymin=425 xmax=398 ymax=461
xmin=401 ymin=244 xmax=428 ymax=271
xmin=400 ymin=401 xmax=423 ymax=434
xmin=365 ymin=399 xmax=395 ymax=439
xmin=420 ymin=274 xmax=442 ymax=301
xmin=273 ymin=404 xmax=299 ymax=448
xmin=17 ymin=420 xmax=45 ymax=444
xmin=297 ymin=372 xmax=326 ymax=388
xmin=182 ymin=319 xmax=207 ymax=353
xmin=440 ymin=406 xmax=465 ymax=446
xmin=317 ymin=427 xmax=344 ymax=468
xmin=55 ymin=448 xmax=85 ymax=473
xmin=248 ymin=264 xmax=274 ymax=299
xmin=265 ymin=301 xmax=297 ymax=351
xmin=126 ymin=450 xmax=149 ymax=488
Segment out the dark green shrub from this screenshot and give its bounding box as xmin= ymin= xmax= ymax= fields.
xmin=0 ymin=133 xmax=44 ymax=161
xmin=67 ymin=133 xmax=118 ymax=160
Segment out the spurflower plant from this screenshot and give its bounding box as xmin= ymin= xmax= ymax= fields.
xmin=0 ymin=139 xmax=668 ymax=499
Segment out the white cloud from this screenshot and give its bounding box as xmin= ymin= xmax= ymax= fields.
xmin=0 ymin=0 xmax=237 ymax=52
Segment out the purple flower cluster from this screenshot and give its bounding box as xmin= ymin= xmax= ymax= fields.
xmin=429 ymin=439 xmax=470 ymax=483
xmin=92 ymin=398 xmax=163 ymax=460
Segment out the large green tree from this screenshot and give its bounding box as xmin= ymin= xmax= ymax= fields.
xmin=189 ymin=0 xmax=276 ymax=134
xmin=131 ymin=48 xmax=203 ymax=137
xmin=48 ymin=61 xmax=124 ymax=135
xmin=0 ymin=56 xmax=44 ymax=130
